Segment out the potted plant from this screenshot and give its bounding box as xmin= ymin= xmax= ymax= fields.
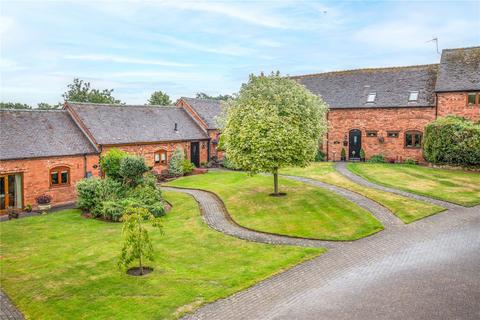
xmin=340 ymin=148 xmax=347 ymax=161
xmin=24 ymin=204 xmax=33 ymax=212
xmin=36 ymin=194 xmax=52 ymax=211
xmin=359 ymin=148 xmax=366 ymax=162
xmin=7 ymin=208 xmax=19 ymax=220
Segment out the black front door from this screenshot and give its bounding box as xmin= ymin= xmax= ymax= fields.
xmin=348 ymin=129 xmax=361 ymax=159
xmin=190 ymin=142 xmax=200 ymax=167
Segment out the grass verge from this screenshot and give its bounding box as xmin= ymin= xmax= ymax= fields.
xmin=166 ymin=171 xmax=383 ymax=240
xmin=348 ymin=163 xmax=480 ymax=207
xmin=0 ymin=191 xmax=323 ymax=319
xmin=282 ymin=163 xmax=445 ymax=223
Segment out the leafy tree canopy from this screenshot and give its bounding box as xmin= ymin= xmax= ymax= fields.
xmin=195 ymin=92 xmax=233 ymax=101
xmin=62 ymin=78 xmax=121 ymax=104
xmin=148 ymin=91 xmax=172 ymax=105
xmin=37 ymin=102 xmax=61 ymax=110
xmin=0 ymin=102 xmax=32 ymax=109
xmin=0 ymin=102 xmax=60 ymax=110
xmin=221 ymin=72 xmax=328 ymax=194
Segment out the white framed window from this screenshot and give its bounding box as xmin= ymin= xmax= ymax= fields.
xmin=408 ymin=91 xmax=419 ymax=102
xmin=367 ymin=92 xmax=376 ymax=103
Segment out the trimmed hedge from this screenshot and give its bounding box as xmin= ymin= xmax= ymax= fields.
xmin=423 ymin=116 xmax=480 ymax=166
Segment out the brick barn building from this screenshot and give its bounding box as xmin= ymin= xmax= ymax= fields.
xmin=0 ymin=46 xmax=478 ymax=213
xmin=293 ymin=46 xmax=480 ymax=162
xmin=1 ymin=102 xmax=216 ymax=212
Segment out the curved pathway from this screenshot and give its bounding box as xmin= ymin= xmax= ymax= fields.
xmin=335 ymin=162 xmax=461 ymax=210
xmin=283 ymin=175 xmax=403 ymax=228
xmin=162 ymin=186 xmax=344 ymax=249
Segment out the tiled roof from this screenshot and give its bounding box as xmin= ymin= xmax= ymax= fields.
xmin=292 ymin=64 xmax=438 ymax=109
xmin=0 ymin=109 xmax=97 ymax=160
xmin=435 ymin=46 xmax=480 ymax=92
xmin=181 ymin=97 xmax=222 ymax=129
xmin=67 ymin=102 xmax=209 ymax=145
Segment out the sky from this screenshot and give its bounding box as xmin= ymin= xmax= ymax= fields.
xmin=1 ymin=0 xmax=479 ymax=105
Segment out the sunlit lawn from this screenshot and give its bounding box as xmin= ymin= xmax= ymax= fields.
xmin=347 ymin=163 xmax=480 ymax=207
xmin=166 ymin=171 xmax=383 ymax=240
xmin=282 ymin=163 xmax=445 ymax=223
xmin=0 ymin=192 xmax=323 ymax=320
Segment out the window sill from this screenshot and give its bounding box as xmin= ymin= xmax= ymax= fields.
xmin=50 ymin=184 xmax=71 ymax=189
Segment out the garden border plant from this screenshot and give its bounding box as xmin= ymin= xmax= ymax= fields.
xmin=76 ymin=149 xmax=166 ymax=222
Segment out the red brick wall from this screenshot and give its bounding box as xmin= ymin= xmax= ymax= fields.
xmin=327 ymin=107 xmax=436 ymax=163
xmin=437 ymin=92 xmax=480 ymax=121
xmin=102 ymin=141 xmax=209 ymax=172
xmin=0 ymin=154 xmax=100 ymax=210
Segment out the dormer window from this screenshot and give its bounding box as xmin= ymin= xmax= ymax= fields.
xmin=367 ymin=92 xmax=376 ymax=103
xmin=408 ymin=91 xmax=419 ymax=102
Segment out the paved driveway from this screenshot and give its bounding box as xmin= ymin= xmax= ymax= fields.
xmin=184 ymin=205 xmax=480 ymax=320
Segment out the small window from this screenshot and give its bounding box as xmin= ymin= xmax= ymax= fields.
xmin=154 ymin=150 xmax=167 ymax=165
xmin=387 ymin=131 xmax=399 ymax=138
xmin=405 ymin=131 xmax=422 ymax=149
xmin=367 ymin=92 xmax=376 ymax=103
xmin=408 ymin=91 xmax=419 ymax=102
xmin=50 ymin=166 xmax=70 ymax=187
xmin=366 ymin=131 xmax=377 ymax=137
xmin=467 ymin=93 xmax=478 ymax=106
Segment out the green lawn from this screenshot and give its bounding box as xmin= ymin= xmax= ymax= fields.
xmin=166 ymin=171 xmax=383 ymax=240
xmin=282 ymin=163 xmax=445 ymax=224
xmin=0 ymin=192 xmax=323 ymax=320
xmin=347 ymin=163 xmax=480 ymax=207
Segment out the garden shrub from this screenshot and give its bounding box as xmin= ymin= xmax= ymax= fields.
xmin=423 ymin=116 xmax=480 ymax=166
xmin=76 ymin=178 xmax=101 ymax=212
xmin=77 ymin=154 xmax=166 ymax=222
xmin=169 ymin=148 xmax=184 ymax=176
xmin=314 ymin=150 xmax=325 ymax=162
xmin=404 ymin=159 xmax=416 ymax=165
xmin=368 ymin=154 xmax=386 ymax=163
xmin=100 ymin=148 xmax=128 ymax=181
xmin=120 ymin=155 xmax=149 ymax=186
xmin=222 ymin=155 xmax=238 ymax=170
xmin=359 ymin=149 xmax=365 ymax=160
xmin=182 ymin=160 xmax=195 ymax=174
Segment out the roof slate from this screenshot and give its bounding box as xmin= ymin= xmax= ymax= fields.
xmin=292 ymin=64 xmax=438 ymax=109
xmin=182 ymin=98 xmax=222 ymax=129
xmin=67 ymin=102 xmax=209 ymax=145
xmin=0 ymin=109 xmax=97 ymax=160
xmin=435 ymin=47 xmax=480 ymax=92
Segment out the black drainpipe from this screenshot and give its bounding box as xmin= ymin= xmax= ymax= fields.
xmin=83 ymin=153 xmax=88 ymax=178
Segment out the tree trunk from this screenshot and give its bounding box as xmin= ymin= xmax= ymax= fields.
xmin=138 ymin=218 xmax=143 ymax=275
xmin=273 ymin=168 xmax=279 ymax=195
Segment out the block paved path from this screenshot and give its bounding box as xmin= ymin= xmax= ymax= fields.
xmin=169 ymin=167 xmax=479 ymax=320
xmin=335 ymin=162 xmax=461 ymax=210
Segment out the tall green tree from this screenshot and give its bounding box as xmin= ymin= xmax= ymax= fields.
xmin=62 ymin=78 xmax=121 ymax=104
xmin=0 ymin=102 xmax=32 ymax=109
xmin=148 ymin=91 xmax=172 ymax=105
xmin=221 ymin=72 xmax=328 ymax=195
xmin=196 ymin=92 xmax=233 ymax=101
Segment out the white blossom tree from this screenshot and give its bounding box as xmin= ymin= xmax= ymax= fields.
xmin=221 ymin=72 xmax=328 ymax=195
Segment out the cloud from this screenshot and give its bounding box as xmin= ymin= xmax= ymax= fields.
xmin=156 ymin=35 xmax=255 ymax=56
xmin=63 ymin=54 xmax=192 ymax=67
xmin=160 ymin=1 xmax=289 ymax=29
